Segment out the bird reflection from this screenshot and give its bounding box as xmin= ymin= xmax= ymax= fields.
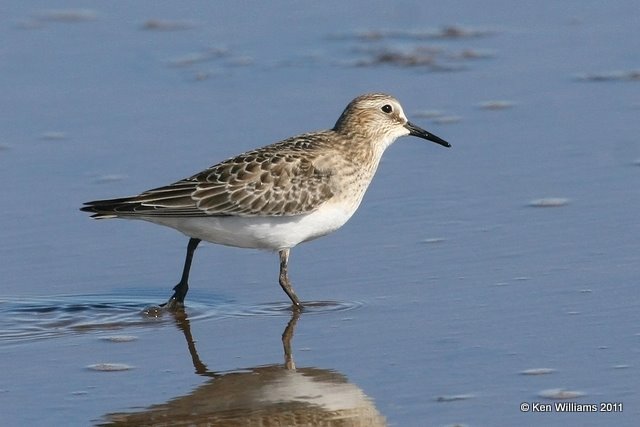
xmin=100 ymin=310 xmax=386 ymax=426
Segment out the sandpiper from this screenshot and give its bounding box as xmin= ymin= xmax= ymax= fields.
xmin=81 ymin=93 xmax=450 ymax=310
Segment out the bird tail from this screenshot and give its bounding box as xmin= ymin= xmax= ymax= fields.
xmin=80 ymin=197 xmax=138 ymax=219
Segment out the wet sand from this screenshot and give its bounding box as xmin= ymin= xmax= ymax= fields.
xmin=1 ymin=1 xmax=639 ymax=425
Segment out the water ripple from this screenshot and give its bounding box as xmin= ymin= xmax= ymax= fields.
xmin=0 ymin=293 xmax=211 ymax=343
xmin=0 ymin=293 xmax=364 ymax=343
xmin=218 ymin=300 xmax=364 ymax=317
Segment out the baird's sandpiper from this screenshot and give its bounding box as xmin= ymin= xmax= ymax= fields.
xmin=81 ymin=93 xmax=451 ymax=310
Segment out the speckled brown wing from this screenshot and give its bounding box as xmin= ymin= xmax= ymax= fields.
xmin=191 ymin=146 xmax=334 ymax=216
xmin=83 ymin=136 xmax=336 ymax=218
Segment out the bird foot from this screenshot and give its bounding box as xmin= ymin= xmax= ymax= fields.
xmin=160 ymin=295 xmax=186 ymax=312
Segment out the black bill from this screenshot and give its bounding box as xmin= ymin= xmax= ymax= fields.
xmin=404 ymin=121 xmax=451 ymax=148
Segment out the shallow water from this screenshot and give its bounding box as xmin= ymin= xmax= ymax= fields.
xmin=1 ymin=1 xmax=639 ymax=426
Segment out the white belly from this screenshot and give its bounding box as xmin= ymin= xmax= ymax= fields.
xmin=140 ymin=202 xmax=355 ymax=250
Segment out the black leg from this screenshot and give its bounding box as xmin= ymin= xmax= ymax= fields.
xmin=164 ymin=238 xmax=201 ymax=309
xmin=278 ymin=249 xmax=303 ymax=311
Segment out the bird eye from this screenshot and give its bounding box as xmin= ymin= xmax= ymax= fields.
xmin=381 ymin=104 xmax=393 ymax=114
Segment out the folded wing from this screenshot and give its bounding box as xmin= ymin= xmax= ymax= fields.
xmin=81 ymin=139 xmax=334 ymax=219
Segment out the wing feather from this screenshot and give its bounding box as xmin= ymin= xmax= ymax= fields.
xmin=81 ymin=134 xmax=336 ymax=218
